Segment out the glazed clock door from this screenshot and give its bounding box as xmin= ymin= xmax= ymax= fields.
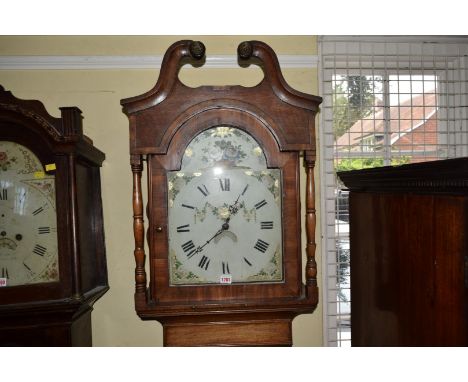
xmin=0 ymin=141 xmax=59 ymax=287
xmin=149 ymin=108 xmax=306 ymax=305
xmin=167 ymin=126 xmax=283 ymax=285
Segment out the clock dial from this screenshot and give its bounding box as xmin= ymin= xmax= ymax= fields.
xmin=168 ymin=126 xmax=283 ymax=285
xmin=0 ymin=141 xmax=59 ymax=287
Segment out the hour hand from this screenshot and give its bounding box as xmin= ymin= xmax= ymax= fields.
xmin=229 ymin=184 xmax=249 ymax=216
xmin=227 ymin=195 xmax=242 ymax=216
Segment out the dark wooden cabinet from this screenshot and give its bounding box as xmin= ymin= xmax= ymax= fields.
xmin=338 ymin=158 xmax=468 ymax=346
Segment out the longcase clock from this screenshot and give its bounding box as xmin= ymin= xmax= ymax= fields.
xmin=0 ymin=86 xmax=108 ymax=346
xmin=121 ymin=40 xmax=322 ymax=346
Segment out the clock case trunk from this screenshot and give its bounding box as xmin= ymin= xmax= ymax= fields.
xmin=121 ymin=41 xmax=322 ymax=346
xmin=0 ymin=86 xmax=108 ymax=346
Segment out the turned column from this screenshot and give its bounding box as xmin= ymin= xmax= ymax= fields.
xmin=304 ymin=150 xmax=318 ymax=296
xmin=131 ymin=154 xmax=147 ymax=296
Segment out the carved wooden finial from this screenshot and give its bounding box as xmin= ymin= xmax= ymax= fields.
xmin=189 ymin=41 xmax=205 ymax=60
xmin=237 ymin=41 xmax=254 ymax=60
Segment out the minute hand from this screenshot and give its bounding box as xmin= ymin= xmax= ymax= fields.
xmin=194 ymin=228 xmax=224 ymax=254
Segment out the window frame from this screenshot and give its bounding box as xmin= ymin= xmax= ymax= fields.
xmin=319 ymin=36 xmax=468 ymax=346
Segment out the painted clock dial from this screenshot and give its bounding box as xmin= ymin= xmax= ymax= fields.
xmin=0 ymin=141 xmax=59 ymax=287
xmin=168 ymin=126 xmax=283 ymax=285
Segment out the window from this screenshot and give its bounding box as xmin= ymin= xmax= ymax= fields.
xmin=319 ymin=36 xmax=468 ymax=346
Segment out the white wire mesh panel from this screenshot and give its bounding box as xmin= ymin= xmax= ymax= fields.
xmin=319 ymin=36 xmax=468 ymax=347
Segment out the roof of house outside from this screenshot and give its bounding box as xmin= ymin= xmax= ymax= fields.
xmin=336 ymin=93 xmax=437 ymax=148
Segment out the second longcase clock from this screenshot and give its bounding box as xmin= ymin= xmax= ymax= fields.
xmin=0 ymin=86 xmax=108 ymax=346
xmin=121 ymin=40 xmax=322 ymax=346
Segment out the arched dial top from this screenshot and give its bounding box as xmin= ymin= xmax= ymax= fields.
xmin=167 ymin=126 xmax=283 ymax=285
xmin=179 ymin=126 xmax=267 ymax=171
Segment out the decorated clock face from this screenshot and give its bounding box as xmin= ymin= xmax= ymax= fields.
xmin=0 ymin=141 xmax=59 ymax=287
xmin=168 ymin=126 xmax=283 ymax=285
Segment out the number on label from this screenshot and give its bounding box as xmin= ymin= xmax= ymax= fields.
xmin=0 ymin=189 xmax=7 ymax=200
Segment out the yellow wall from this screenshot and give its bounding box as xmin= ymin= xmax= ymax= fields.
xmin=0 ymin=35 xmax=322 ymax=346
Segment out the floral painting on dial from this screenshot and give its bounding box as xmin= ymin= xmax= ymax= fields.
xmin=181 ymin=126 xmax=267 ymax=172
